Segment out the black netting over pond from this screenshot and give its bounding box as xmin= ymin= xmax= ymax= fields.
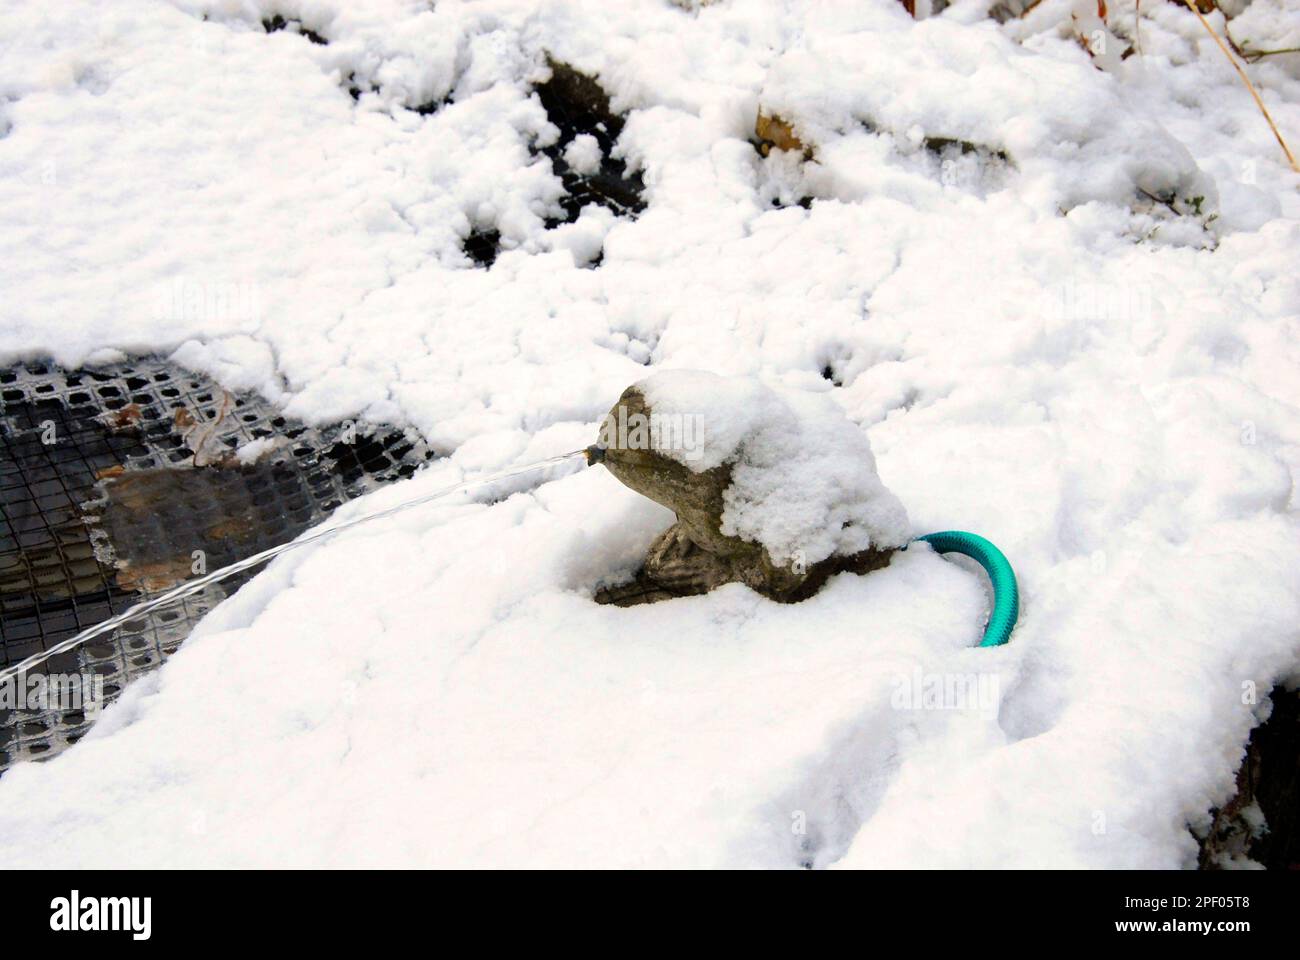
xmin=0 ymin=359 xmax=434 ymax=772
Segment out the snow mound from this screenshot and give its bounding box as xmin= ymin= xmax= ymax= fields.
xmin=760 ymin=6 xmax=1215 ymax=213
xmin=0 ymin=458 xmax=986 ymax=869
xmin=637 ymin=370 xmax=911 ymax=563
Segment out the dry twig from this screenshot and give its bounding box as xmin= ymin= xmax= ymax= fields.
xmin=1181 ymin=0 xmax=1299 ymax=172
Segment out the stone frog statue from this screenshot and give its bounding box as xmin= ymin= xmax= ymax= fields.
xmin=591 ymin=370 xmax=912 ymax=607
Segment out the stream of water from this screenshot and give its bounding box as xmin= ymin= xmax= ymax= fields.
xmin=0 ymin=449 xmax=590 ymax=685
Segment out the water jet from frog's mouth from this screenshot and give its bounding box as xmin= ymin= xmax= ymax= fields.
xmin=0 ymin=449 xmax=591 ymax=686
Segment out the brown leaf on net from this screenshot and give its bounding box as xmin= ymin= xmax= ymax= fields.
xmin=173 ymin=391 xmax=237 ymax=467
xmin=96 ymin=403 xmax=142 ymax=433
xmin=114 ymin=555 xmax=194 ymax=593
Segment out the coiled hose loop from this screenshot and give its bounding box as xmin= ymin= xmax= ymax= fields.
xmin=914 ymin=531 xmax=1018 ymax=647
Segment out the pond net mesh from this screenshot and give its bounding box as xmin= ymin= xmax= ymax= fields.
xmin=0 ymin=359 xmax=434 ymax=772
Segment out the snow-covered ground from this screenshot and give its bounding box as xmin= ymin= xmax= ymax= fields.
xmin=1 ymin=0 xmax=1298 ymax=867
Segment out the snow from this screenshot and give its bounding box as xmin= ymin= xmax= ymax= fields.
xmin=563 ymin=132 xmax=604 ymax=175
xmin=632 ymin=370 xmax=911 ymax=563
xmin=233 ymin=435 xmax=279 ymax=465
xmin=0 ymin=0 xmax=1299 ymax=867
xmin=1230 ymin=1 xmax=1300 ymax=80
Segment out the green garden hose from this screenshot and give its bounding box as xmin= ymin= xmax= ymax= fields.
xmin=915 ymin=531 xmax=1019 ymax=647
